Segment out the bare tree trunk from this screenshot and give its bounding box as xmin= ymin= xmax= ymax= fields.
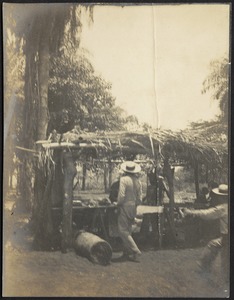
xmin=27 ymin=28 xmax=52 ymax=237
xmin=33 ymin=156 xmax=56 ymax=250
xmin=37 ymin=36 xmax=49 ymax=140
xmin=3 ymin=135 xmax=13 ymax=199
xmin=3 ymin=94 xmax=17 ymax=201
xmin=19 ymin=52 xmax=37 ymax=211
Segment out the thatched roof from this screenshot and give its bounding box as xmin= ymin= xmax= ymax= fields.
xmin=58 ymin=128 xmax=228 ymax=168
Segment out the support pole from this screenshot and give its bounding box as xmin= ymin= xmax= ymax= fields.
xmin=61 ymin=151 xmax=77 ymax=253
xmin=158 ymin=177 xmax=164 ymax=205
xmin=82 ymin=163 xmax=86 ymax=191
xmin=108 ymin=159 xmax=112 ymax=191
xmin=104 ymin=162 xmax=108 ymax=193
xmin=205 ymin=164 xmax=209 ymax=184
xmin=194 ymin=162 xmax=200 ymax=200
xmin=163 ymin=158 xmax=176 ymax=240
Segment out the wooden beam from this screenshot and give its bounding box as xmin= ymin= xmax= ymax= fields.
xmin=16 ymin=146 xmax=38 ymax=153
xmin=39 ymin=141 xmax=104 ymax=150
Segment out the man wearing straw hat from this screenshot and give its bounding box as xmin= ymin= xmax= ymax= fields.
xmin=117 ymin=161 xmax=142 ymax=261
xmin=183 ymin=184 xmax=229 ymax=283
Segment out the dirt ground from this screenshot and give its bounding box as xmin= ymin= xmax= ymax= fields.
xmin=3 ymin=196 xmax=229 ymax=298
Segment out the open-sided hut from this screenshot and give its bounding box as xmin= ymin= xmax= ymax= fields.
xmin=32 ymin=128 xmax=228 ymax=252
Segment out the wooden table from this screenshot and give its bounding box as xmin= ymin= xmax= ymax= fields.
xmin=52 ymin=205 xmax=117 ymax=240
xmin=137 ymin=206 xmax=164 ymax=248
xmin=52 ymin=204 xmax=164 ymax=247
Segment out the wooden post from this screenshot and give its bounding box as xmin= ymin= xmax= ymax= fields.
xmin=146 ymin=172 xmax=149 ymax=202
xmin=82 ymin=163 xmax=86 ymax=191
xmin=194 ymin=162 xmax=200 ymax=200
xmin=158 ymin=177 xmax=163 ymax=205
xmin=108 ymin=159 xmax=112 ymax=191
xmin=51 ymin=150 xmax=63 ymax=208
xmin=163 ymin=158 xmax=176 ymax=240
xmin=104 ymin=162 xmax=108 ymax=193
xmin=205 ymin=164 xmax=209 ymax=184
xmin=61 ymin=151 xmax=77 ymax=253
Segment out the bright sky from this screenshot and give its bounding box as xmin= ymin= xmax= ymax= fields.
xmin=80 ymin=4 xmax=230 ymax=130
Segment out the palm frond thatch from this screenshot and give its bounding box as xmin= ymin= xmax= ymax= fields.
xmin=47 ymin=127 xmax=228 ymax=169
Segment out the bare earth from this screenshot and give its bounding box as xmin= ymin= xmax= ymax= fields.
xmin=3 ymin=198 xmax=229 ymax=298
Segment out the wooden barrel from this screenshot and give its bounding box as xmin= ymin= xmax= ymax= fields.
xmin=74 ymin=231 xmax=112 ymax=265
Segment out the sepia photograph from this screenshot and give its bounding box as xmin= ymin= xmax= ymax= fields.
xmin=3 ymin=3 xmax=230 ymax=297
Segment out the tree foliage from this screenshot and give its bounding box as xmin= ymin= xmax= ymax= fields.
xmin=49 ymin=48 xmax=126 ymax=132
xmin=3 ymin=7 xmax=25 ymax=200
xmin=202 ymin=56 xmax=229 ymax=123
xmin=3 ymin=4 xmax=93 ymax=209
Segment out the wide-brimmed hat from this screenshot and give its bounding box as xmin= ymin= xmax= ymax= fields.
xmin=121 ymin=161 xmax=141 ymax=174
xmin=212 ymin=184 xmax=228 ymax=195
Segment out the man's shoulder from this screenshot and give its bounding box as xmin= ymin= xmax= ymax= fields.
xmin=120 ymin=175 xmax=134 ymax=184
xmin=120 ymin=175 xmax=130 ymax=182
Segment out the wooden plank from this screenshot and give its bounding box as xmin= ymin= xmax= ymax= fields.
xmin=51 ymin=205 xmax=117 ymax=211
xmin=137 ymin=205 xmax=164 ymax=215
xmin=52 ymin=202 xmax=195 ymax=212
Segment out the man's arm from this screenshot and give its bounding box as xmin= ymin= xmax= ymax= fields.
xmin=183 ymin=204 xmax=226 ymax=221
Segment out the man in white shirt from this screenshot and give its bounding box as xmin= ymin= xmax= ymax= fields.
xmin=117 ymin=161 xmax=142 ymax=261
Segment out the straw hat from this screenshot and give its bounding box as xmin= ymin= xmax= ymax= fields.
xmin=121 ymin=161 xmax=141 ymax=174
xmin=212 ymin=184 xmax=228 ymax=195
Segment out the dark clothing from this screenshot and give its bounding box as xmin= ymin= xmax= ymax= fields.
xmin=109 ymin=180 xmax=120 ymax=203
xmin=148 ymin=168 xmax=157 ymax=186
xmin=146 ymin=185 xmax=157 ymax=205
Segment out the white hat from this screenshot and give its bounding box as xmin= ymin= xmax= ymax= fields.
xmin=212 ymin=184 xmax=228 ymax=195
xmin=121 ymin=161 xmax=141 ymax=174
